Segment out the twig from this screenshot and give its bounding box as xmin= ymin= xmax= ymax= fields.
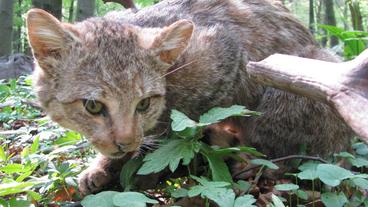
xmin=233 ymin=155 xmax=328 ymax=179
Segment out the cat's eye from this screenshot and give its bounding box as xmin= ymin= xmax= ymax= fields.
xmin=83 ymin=100 xmax=105 ymax=115
xmin=136 ymin=98 xmax=151 ymax=113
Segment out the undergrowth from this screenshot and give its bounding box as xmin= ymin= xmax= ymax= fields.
xmin=0 ymin=77 xmax=367 ymax=207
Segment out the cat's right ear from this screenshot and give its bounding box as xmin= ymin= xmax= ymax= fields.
xmin=27 ymin=9 xmax=79 ymax=59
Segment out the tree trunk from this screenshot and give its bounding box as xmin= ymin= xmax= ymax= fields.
xmin=76 ymin=0 xmax=96 ymax=21
xmin=0 ymin=0 xmax=13 ymax=57
xmin=246 ymin=49 xmax=368 ymax=142
xmin=322 ymin=0 xmax=338 ymax=47
xmin=69 ymin=0 xmax=75 ymax=22
xmin=309 ymin=0 xmax=315 ymax=33
xmin=31 ymin=0 xmax=62 ymax=20
xmin=348 ymin=0 xmax=363 ymax=31
xmin=12 ymin=0 xmax=22 ymax=53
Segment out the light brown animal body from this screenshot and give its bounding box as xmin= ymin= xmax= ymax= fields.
xmin=27 ymin=0 xmax=353 ymax=195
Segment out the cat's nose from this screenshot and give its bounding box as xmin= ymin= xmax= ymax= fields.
xmin=115 ymin=141 xmax=134 ymax=152
xmin=116 ymin=142 xmax=129 ymax=152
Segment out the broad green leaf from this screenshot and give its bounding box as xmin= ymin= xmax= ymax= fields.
xmin=352 ymin=142 xmax=368 ymax=155
xmin=317 ymin=164 xmax=353 ymax=187
xmin=274 ymin=184 xmax=299 ymax=191
xmin=295 ymin=190 xmax=308 ymax=200
xmin=334 ymin=151 xmax=355 ymax=159
xmin=113 ymin=192 xmax=158 ymax=207
xmin=202 ymin=188 xmax=235 ymax=207
xmin=120 ymin=157 xmax=143 ymax=191
xmin=271 ymin=194 xmax=285 ymax=207
xmin=321 ymin=192 xmax=348 ymax=207
xmin=171 ymin=188 xmax=188 ymax=198
xmin=0 ymin=164 xmax=28 ymax=174
xmin=297 ymin=169 xmax=318 ymax=180
xmin=26 ymin=190 xmax=42 ymax=201
xmin=81 ymin=191 xmax=119 ymax=207
xmin=251 ymin=159 xmax=279 ymax=170
xmin=54 ymin=131 xmax=81 ymax=146
xmin=298 ymin=161 xmax=319 ymax=171
xmin=137 ymin=139 xmax=200 ymax=175
xmin=199 ymin=105 xmax=260 ymax=124
xmin=170 ymin=110 xmax=197 ymax=131
xmin=234 ymin=195 xmax=256 ymax=207
xmin=7 ymin=198 xmax=31 ymax=207
xmin=350 ymin=157 xmax=368 ymax=168
xmin=188 ymin=178 xmax=234 ymax=207
xmin=351 ymin=177 xmax=368 ymax=190
xmin=201 ymin=143 xmax=233 ymax=182
xmin=234 ymin=180 xmax=251 ymax=192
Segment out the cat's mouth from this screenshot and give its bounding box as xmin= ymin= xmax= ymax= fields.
xmin=111 ymin=151 xmax=126 ymax=158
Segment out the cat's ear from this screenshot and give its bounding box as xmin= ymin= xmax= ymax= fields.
xmin=27 ymin=9 xmax=79 ymax=59
xmin=141 ymin=20 xmax=194 ymax=65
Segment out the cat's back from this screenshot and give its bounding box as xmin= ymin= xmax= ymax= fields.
xmin=107 ymin=0 xmax=315 ymax=61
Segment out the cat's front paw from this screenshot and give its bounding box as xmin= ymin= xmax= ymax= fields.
xmin=78 ymin=167 xmax=112 ymax=195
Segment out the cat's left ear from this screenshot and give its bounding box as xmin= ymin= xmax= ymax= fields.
xmin=27 ymin=9 xmax=79 ymax=59
xmin=140 ymin=20 xmax=194 ymax=65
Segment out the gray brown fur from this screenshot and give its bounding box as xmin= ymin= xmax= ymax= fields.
xmin=27 ymin=0 xmax=354 ymax=195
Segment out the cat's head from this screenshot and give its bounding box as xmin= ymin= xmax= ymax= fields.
xmin=26 ymin=9 xmax=193 ymax=158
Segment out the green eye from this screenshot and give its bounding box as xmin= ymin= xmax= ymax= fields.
xmin=136 ymin=98 xmax=151 ymax=113
xmin=83 ymin=100 xmax=105 ymax=115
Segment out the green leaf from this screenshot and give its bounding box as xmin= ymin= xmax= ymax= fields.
xmin=113 ymin=192 xmax=158 ymax=207
xmin=26 ymin=190 xmax=42 ymax=201
xmin=317 ymin=164 xmax=353 ymax=187
xmin=201 ymin=143 xmax=233 ymax=182
xmin=0 ymin=164 xmax=28 ymax=174
xmin=170 ymin=110 xmax=197 ymax=131
xmin=350 ymin=157 xmax=368 ymax=168
xmin=81 ymin=191 xmax=119 ymax=207
xmin=234 ymin=195 xmax=256 ymax=207
xmin=188 ymin=178 xmax=234 ymax=207
xmin=321 ymin=192 xmax=348 ymax=207
xmin=0 ymin=145 xmax=6 ymax=161
xmin=234 ymin=180 xmax=251 ymax=192
xmin=297 ymin=169 xmax=318 ymax=180
xmin=7 ymin=198 xmax=31 ymax=207
xmin=213 ymin=146 xmax=264 ymax=157
xmin=137 ymin=139 xmax=200 ymax=175
xmin=351 ymin=177 xmax=368 ymax=190
xmin=271 ymin=194 xmax=285 ymax=207
xmin=199 ymin=105 xmax=260 ymax=124
xmin=54 ymin=131 xmax=82 ymax=146
xmin=295 ymin=190 xmax=308 ymax=200
xmin=352 ymin=142 xmax=368 ymax=155
xmin=250 ymin=159 xmax=279 ymax=170
xmin=171 ymin=188 xmax=188 ymax=198
xmin=0 ymin=181 xmax=40 ymax=196
xmin=120 ymin=157 xmax=143 ymax=191
xmin=334 ymin=151 xmax=355 ymax=159
xmin=274 ymin=184 xmax=299 ymax=191
xmin=30 ymin=136 xmax=40 ymax=154
xmin=298 ymin=161 xmax=319 ymax=171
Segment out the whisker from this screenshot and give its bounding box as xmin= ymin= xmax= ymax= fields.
xmin=149 ymin=60 xmax=197 ymax=83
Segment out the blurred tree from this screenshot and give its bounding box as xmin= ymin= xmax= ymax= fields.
xmin=322 ymin=0 xmax=338 ymax=46
xmin=31 ymin=0 xmax=62 ymax=20
xmin=0 ymin=0 xmax=13 ymax=56
xmin=347 ymin=0 xmax=363 ymax=31
xmin=309 ymin=0 xmax=315 ymax=33
xmin=76 ymin=0 xmax=95 ymax=21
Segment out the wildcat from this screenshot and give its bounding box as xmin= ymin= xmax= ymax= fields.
xmin=26 ymin=0 xmax=353 ymax=195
